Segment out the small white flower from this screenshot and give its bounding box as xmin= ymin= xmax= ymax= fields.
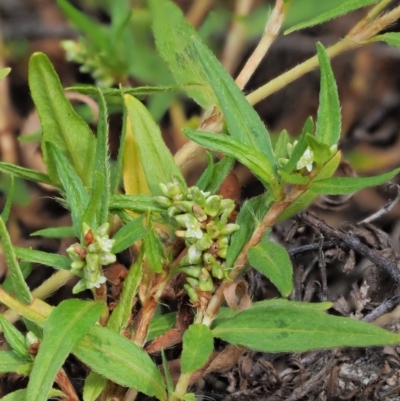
xmin=296 ymin=147 xmax=314 ymax=172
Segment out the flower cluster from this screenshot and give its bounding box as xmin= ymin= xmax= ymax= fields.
xmin=67 ymin=223 xmax=116 ymax=294
xmin=286 ymin=141 xmax=314 ymax=172
xmin=61 ymin=39 xmax=115 ymax=87
xmin=155 ymin=179 xmax=239 ymax=303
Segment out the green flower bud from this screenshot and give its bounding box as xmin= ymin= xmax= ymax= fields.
xmin=99 ymin=252 xmax=117 ymax=265
xmin=86 ymin=253 xmax=100 ymax=272
xmin=182 ymin=244 xmax=202 ymax=265
xmin=204 ymin=195 xmax=221 ymax=217
xmin=218 ymin=247 xmax=228 ymax=259
xmin=167 ymin=206 xmax=181 ymax=217
xmin=203 ymin=252 xmax=216 ymax=265
xmin=154 ymin=196 xmax=173 ymax=208
xmin=178 ymin=266 xmax=202 ymax=278
xmin=186 ymin=277 xmax=199 ymax=288
xmin=184 ymin=284 xmax=199 ymax=303
xmin=192 ymin=205 xmax=207 ymax=222
xmin=174 ymin=201 xmax=195 ymax=213
xmin=26 ymin=331 xmax=39 ymax=347
xmin=67 ymin=244 xmax=83 ymax=261
xmin=71 ymin=260 xmax=85 ymax=272
xmin=195 ymin=233 xmax=213 ymax=251
xmin=218 ymin=236 xmax=229 ymax=248
xmin=206 ymin=221 xmax=220 ymax=238
xmin=190 ymin=187 xmax=207 ymax=206
xmin=175 ymin=230 xmax=186 ymax=238
xmin=87 ymin=242 xmax=101 ymax=253
xmin=219 ymin=223 xmax=240 ymax=235
xmin=211 ymin=263 xmax=224 ymax=280
xmin=199 ymin=268 xmax=214 ymax=292
xmin=97 ymin=222 xmax=110 ymax=237
xmin=159 ymin=183 xmax=170 ymax=198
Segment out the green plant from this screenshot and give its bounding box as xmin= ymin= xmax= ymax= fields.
xmin=2 ymin=1 xmax=400 ymax=400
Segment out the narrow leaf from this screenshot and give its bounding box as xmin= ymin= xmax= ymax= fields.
xmin=29 ymin=52 xmax=96 ymax=186
xmin=274 ymin=130 xmax=289 ymax=160
xmin=285 ymin=0 xmax=380 ymax=34
xmin=0 ymin=162 xmax=54 ymax=186
xmin=0 ymin=315 xmax=30 ymax=360
xmin=83 ymin=371 xmax=107 ymax=401
xmin=111 ymin=216 xmax=148 ymax=254
xmin=2 ymin=261 xmax=32 ymax=294
xmin=31 ymin=226 xmax=76 ymax=239
xmin=315 ymin=43 xmax=341 ymax=146
xmin=144 ymin=228 xmax=163 ymax=273
xmin=192 ymin=37 xmax=276 ymax=167
xmin=150 ymin=0 xmax=216 ymax=108
xmin=47 ymin=144 xmax=89 ymax=236
xmin=124 ymin=95 xmax=185 ymax=196
xmin=184 ymin=129 xmax=277 ymax=194
xmin=1 ymin=389 xmax=65 ymax=401
xmin=248 ymin=242 xmax=293 ymax=297
xmin=212 ymin=305 xmax=400 ymax=352
xmin=0 ymin=67 xmax=11 ymax=81
xmin=226 ymin=194 xmax=270 ymax=268
xmin=0 ymin=217 xmax=32 ymax=304
xmin=252 ymin=298 xmax=332 ymax=311
xmin=73 ymin=325 xmax=167 ymax=401
xmin=1 ymin=175 xmax=14 ymax=223
xmin=27 ymin=300 xmax=103 ymax=401
xmin=161 ymin=349 xmax=174 ymax=394
xmin=374 ymin=32 xmax=400 ymax=48
xmin=0 ymin=351 xmax=27 ymax=373
xmin=109 ymin=194 xmax=165 ymax=214
xmin=107 ymin=250 xmax=143 ymax=333
xmin=148 ymin=312 xmax=177 ymax=341
xmin=14 ymin=247 xmax=71 ymax=270
xmin=181 ymin=324 xmax=214 ymax=374
xmin=310 ymin=168 xmax=400 ymax=195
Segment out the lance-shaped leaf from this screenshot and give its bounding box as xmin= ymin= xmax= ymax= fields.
xmin=31 ymin=226 xmax=76 ymax=239
xmin=0 ymin=217 xmax=32 ymax=304
xmin=0 ymin=351 xmax=27 ymax=373
xmin=192 ymin=37 xmax=276 ymax=167
xmin=212 ymin=304 xmax=400 ymax=353
xmin=373 ymin=32 xmax=400 ymax=48
xmin=111 ymin=216 xmax=148 ymax=254
xmin=285 ymin=0 xmax=380 ymax=34
xmin=184 ymin=129 xmax=278 ymax=195
xmin=29 ymin=52 xmax=96 ymax=186
xmin=0 ymin=162 xmax=54 ymax=186
xmin=1 ymin=389 xmax=65 ymax=401
xmin=0 ymin=315 xmax=31 ymax=360
xmin=248 ymin=241 xmax=293 ymax=297
xmin=109 ymin=194 xmax=165 ymax=213
xmin=181 ymin=324 xmax=214 ymax=374
xmin=150 ymin=0 xmax=216 ymax=108
xmin=310 ymin=167 xmax=400 ymax=195
xmin=73 ymin=325 xmax=167 ymax=401
xmin=27 ymin=300 xmax=103 ymax=401
xmin=47 ymin=144 xmax=89 ymax=236
xmin=83 ymin=371 xmax=107 ymax=401
xmin=315 ymin=43 xmax=341 ymax=147
xmin=148 ymin=312 xmax=177 ymax=341
xmin=124 ymin=95 xmax=185 ymax=196
xmin=0 ymin=67 xmax=11 ymax=81
xmin=14 ymin=247 xmax=71 ymax=271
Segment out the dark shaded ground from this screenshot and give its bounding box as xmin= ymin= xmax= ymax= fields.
xmin=2 ymin=1 xmax=400 ymax=400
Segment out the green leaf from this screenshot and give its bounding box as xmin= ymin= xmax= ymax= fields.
xmin=284 ymin=0 xmax=380 ymax=34
xmin=2 ymin=262 xmax=32 ymax=294
xmin=248 ymin=242 xmax=293 ymax=297
xmin=109 ymin=194 xmax=165 ymax=214
xmin=107 ymin=250 xmax=143 ymax=333
xmin=2 ymin=175 xmax=14 ymax=223
xmin=374 ymin=32 xmax=400 ymax=48
xmin=29 ymin=52 xmax=96 ymax=186
xmin=83 ymin=371 xmax=107 ymax=401
xmin=82 ymin=172 xmax=104 ymax=229
xmin=111 ymin=216 xmax=148 ymax=254
xmin=226 ymin=194 xmax=270 ymax=268
xmin=56 ymin=0 xmax=109 ymax=51
xmin=181 ymin=323 xmax=214 ymax=374
xmin=279 ymin=170 xmax=309 ymax=185
xmin=277 ymin=189 xmax=318 ymax=222
xmin=143 ymin=227 xmax=164 ymax=273
xmin=252 ymin=298 xmax=333 ymax=311
xmin=1 ymin=389 xmax=66 ymax=401
xmin=310 ymin=167 xmax=400 ymax=195
xmin=274 ymin=130 xmax=289 ymax=160
xmin=192 ymin=37 xmax=276 ymax=167
xmin=124 ymin=95 xmax=186 ymax=196
xmin=161 ymin=349 xmax=174 ymax=394
xmin=0 ymin=162 xmax=54 ymax=186
xmin=184 ymin=129 xmax=277 ymax=194
xmin=148 ymin=312 xmax=177 ymax=341
xmin=30 ymin=226 xmax=76 ymax=239
xmin=92 ymin=88 xmax=110 ymax=225
xmin=196 ymin=155 xmax=235 ymax=194
xmin=14 ymin=247 xmax=71 ymax=270
xmin=0 ymin=67 xmax=11 ymax=81
xmin=27 ymin=300 xmax=102 ymax=401
xmin=73 ymin=326 xmax=167 ymax=401
xmin=0 ymin=351 xmax=27 ymax=373
xmin=0 ymin=217 xmax=32 ymax=304
xmin=315 ymin=43 xmax=341 ymax=147
xmin=150 ymin=0 xmax=216 ymax=108
xmin=0 ymin=315 xmax=30 ymax=360
xmin=47 ymin=144 xmax=89 ymax=237
xmin=212 ymin=304 xmax=400 ymax=353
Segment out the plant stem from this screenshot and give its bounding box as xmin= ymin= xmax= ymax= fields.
xmin=247 ymin=3 xmax=400 ymax=106
xmin=235 ymin=0 xmax=285 ymax=90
